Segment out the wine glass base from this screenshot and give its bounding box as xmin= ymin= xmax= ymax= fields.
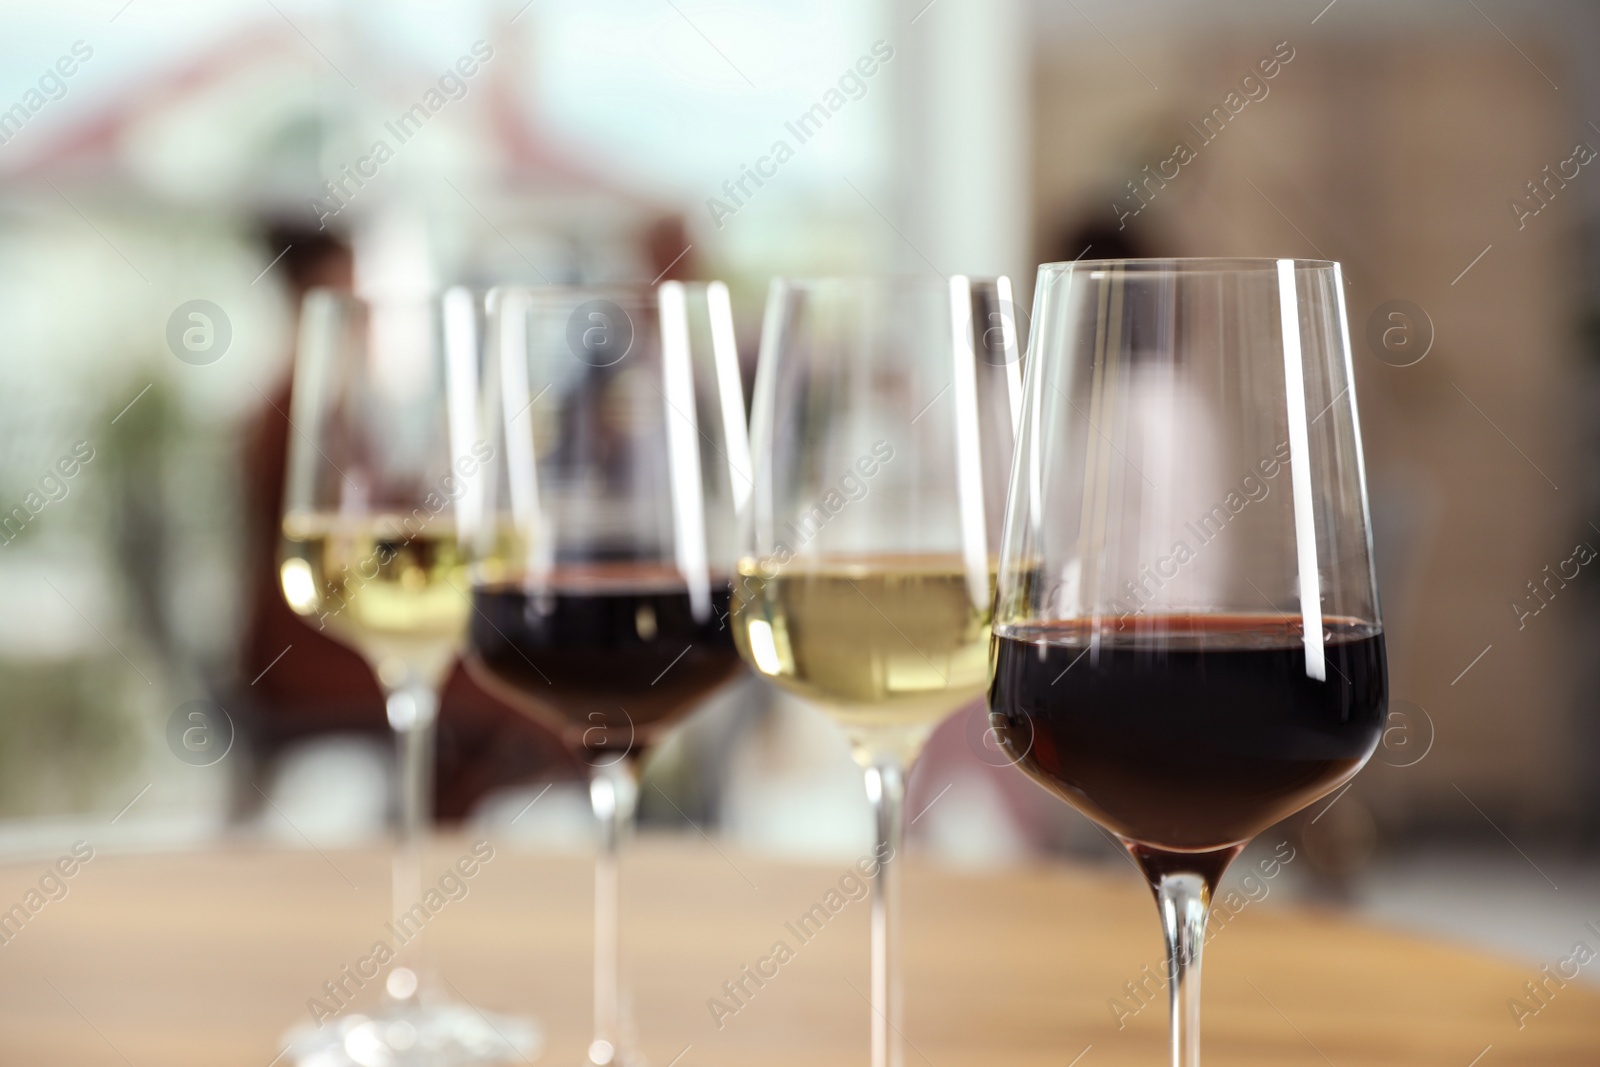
xmin=587 ymin=1038 xmax=649 ymax=1067
xmin=282 ymin=1002 xmax=541 ymax=1067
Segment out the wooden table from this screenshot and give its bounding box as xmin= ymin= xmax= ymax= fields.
xmin=0 ymin=837 xmax=1593 ymax=1065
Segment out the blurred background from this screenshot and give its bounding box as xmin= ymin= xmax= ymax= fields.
xmin=0 ymin=0 xmax=1597 ymax=983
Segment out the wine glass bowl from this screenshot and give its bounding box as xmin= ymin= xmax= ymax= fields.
xmin=734 ymin=275 xmax=1023 ymax=762
xmin=469 ymin=569 xmax=738 ymax=762
xmin=279 ymin=512 xmax=470 ymax=692
xmin=464 ymin=283 xmax=749 ymax=760
xmin=989 ymin=613 xmax=1386 ymax=853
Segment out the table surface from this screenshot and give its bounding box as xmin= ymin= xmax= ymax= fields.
xmin=0 ymin=837 xmax=1593 ymax=1065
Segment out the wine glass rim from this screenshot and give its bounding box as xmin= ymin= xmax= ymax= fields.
xmin=301 ymin=285 xmax=486 ymax=309
xmin=1039 ymin=256 xmax=1339 ymax=275
xmin=773 ymin=273 xmax=1011 ymax=288
xmin=489 ymin=281 xmax=723 ymax=302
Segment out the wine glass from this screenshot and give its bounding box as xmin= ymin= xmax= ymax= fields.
xmin=988 ymin=258 xmax=1387 ymax=1066
xmin=463 ymin=282 xmax=749 ymax=1067
xmin=732 ymin=276 xmax=1023 ymax=1067
xmin=278 ymin=287 xmax=539 ymax=1066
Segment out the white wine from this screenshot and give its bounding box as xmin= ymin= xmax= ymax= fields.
xmin=280 ymin=514 xmax=469 ymax=686
xmin=732 ymin=554 xmax=993 ymax=757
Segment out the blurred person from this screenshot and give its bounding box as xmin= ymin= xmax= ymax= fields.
xmin=643 ymin=213 xmax=698 ymax=283
xmin=1043 ymin=211 xmax=1157 ymax=267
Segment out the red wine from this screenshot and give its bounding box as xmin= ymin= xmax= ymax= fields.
xmin=467 ymin=570 xmax=739 ymax=758
xmin=988 ymin=615 xmax=1386 ymax=852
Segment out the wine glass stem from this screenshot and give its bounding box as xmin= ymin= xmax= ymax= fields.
xmin=588 ymin=757 xmax=638 ymax=1066
xmin=864 ymin=759 xmax=906 ymax=1067
xmin=387 ymin=682 xmax=439 ymax=1005
xmin=1156 ymin=872 xmax=1210 ymax=1067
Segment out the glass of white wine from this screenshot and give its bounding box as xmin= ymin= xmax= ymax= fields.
xmin=278 ymin=287 xmax=538 ymax=1066
xmin=732 ymin=275 xmax=1022 ymax=1067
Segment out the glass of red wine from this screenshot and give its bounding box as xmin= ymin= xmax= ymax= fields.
xmin=989 ymin=258 xmax=1387 ymax=1066
xmin=462 ymin=282 xmax=749 ymax=1067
